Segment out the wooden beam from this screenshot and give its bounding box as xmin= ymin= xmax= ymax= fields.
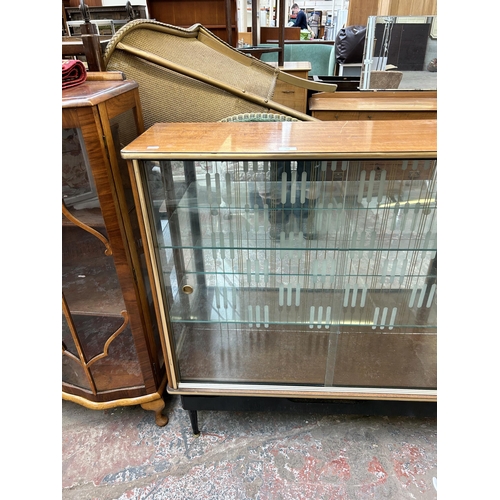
xmin=225 ymin=0 xmax=233 ymax=46
xmin=278 ymin=0 xmax=285 ymax=66
xmin=252 ymin=0 xmax=258 ymax=45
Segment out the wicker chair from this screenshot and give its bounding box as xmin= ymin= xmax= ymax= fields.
xmin=103 ymin=20 xmax=337 ymax=128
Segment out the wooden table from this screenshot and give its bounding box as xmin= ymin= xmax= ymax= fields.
xmin=309 ymin=90 xmax=437 ymax=121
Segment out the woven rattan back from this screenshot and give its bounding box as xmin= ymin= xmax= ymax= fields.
xmin=103 ymin=20 xmax=310 ymax=128
xmin=219 ymin=113 xmax=300 ymax=122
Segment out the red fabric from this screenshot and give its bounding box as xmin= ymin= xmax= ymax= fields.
xmin=62 ymin=60 xmax=87 ymax=89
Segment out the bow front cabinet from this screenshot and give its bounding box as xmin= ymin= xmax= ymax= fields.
xmin=62 ymin=79 xmax=168 ymax=425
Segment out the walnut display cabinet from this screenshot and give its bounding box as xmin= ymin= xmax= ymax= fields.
xmin=62 ymin=79 xmax=168 ymax=426
xmin=121 ymin=120 xmax=437 ymax=434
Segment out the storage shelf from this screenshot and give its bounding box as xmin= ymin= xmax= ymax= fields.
xmin=160 ymin=241 xmax=438 ymax=253
xmin=165 ymin=199 xmax=436 ymax=213
xmin=174 ymin=324 xmax=437 ymax=388
xmin=156 ymin=222 xmax=437 ymax=253
xmin=157 ymin=180 xmax=436 ymax=212
xmin=164 ymin=269 xmax=435 ymax=279
xmin=164 ymin=286 xmax=437 ymax=330
xmin=158 ymin=243 xmax=436 ymax=285
xmin=154 ymin=180 xmax=437 ymax=254
xmin=62 ymin=259 xmax=125 ymax=316
xmin=62 ymin=206 xmax=105 ymax=228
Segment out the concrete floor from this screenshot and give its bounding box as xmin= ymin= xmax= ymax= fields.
xmin=62 ymin=394 xmax=437 ymax=499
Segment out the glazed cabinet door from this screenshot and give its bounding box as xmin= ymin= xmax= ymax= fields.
xmin=62 ymin=107 xmax=148 ymax=399
xmin=62 ymin=84 xmax=166 ymax=415
xmin=132 ymin=156 xmax=437 ymax=397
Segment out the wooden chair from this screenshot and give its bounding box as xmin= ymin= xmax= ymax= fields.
xmin=62 ymin=34 xmax=108 ymax=72
xmin=62 ymin=1 xmax=109 ymax=71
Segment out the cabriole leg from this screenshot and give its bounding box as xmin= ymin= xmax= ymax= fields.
xmin=141 ymin=397 xmax=168 ymax=427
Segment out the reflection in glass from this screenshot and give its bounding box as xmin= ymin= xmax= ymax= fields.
xmin=361 ymin=16 xmax=437 ymax=90
xmin=62 ymin=128 xmax=97 ymax=206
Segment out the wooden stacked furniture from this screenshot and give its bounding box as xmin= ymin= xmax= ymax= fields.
xmin=266 ymin=61 xmax=311 ymax=114
xmin=346 ymin=0 xmax=437 ymax=25
xmin=260 ymin=26 xmax=300 ymax=43
xmin=62 ymin=33 xmax=108 ymax=71
xmin=309 ymin=90 xmax=437 ymax=121
xmin=64 ymin=1 xmax=147 ymax=36
xmin=146 ymin=0 xmax=238 ymax=46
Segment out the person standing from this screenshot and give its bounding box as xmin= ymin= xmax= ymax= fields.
xmin=290 ymin=3 xmax=314 ymax=38
xmin=290 ymin=3 xmax=307 ymax=29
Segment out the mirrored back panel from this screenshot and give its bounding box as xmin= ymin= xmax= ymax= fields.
xmin=361 ymin=15 xmax=437 ymax=90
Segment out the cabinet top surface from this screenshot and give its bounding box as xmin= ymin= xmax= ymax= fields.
xmin=309 ymin=91 xmax=437 ymax=112
xmin=62 ymin=80 xmax=138 ymax=109
xmin=121 ymin=120 xmax=436 ymax=160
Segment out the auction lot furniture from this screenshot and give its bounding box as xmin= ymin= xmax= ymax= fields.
xmin=265 ymin=61 xmax=311 ymax=113
xmin=122 ymin=120 xmax=437 ymax=434
xmin=62 ymin=79 xmax=168 ymax=425
xmin=64 ymin=2 xmax=147 ymax=36
xmin=102 ymin=20 xmax=338 ymax=129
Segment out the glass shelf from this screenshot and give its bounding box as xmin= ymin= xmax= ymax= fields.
xmin=160 ymin=283 xmax=436 ymax=328
xmin=62 ymin=206 xmax=104 ymax=228
xmin=155 ymin=210 xmax=437 ymax=252
xmin=145 ymin=159 xmax=436 ymax=333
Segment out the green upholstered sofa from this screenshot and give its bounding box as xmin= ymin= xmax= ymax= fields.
xmin=259 ymin=43 xmax=336 ymax=76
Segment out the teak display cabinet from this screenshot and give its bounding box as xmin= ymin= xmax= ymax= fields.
xmin=121 ymin=120 xmax=437 ymax=434
xmin=62 ymin=79 xmax=168 ymax=425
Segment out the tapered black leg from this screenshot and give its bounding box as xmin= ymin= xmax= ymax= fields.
xmin=188 ymin=410 xmax=200 ymax=436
